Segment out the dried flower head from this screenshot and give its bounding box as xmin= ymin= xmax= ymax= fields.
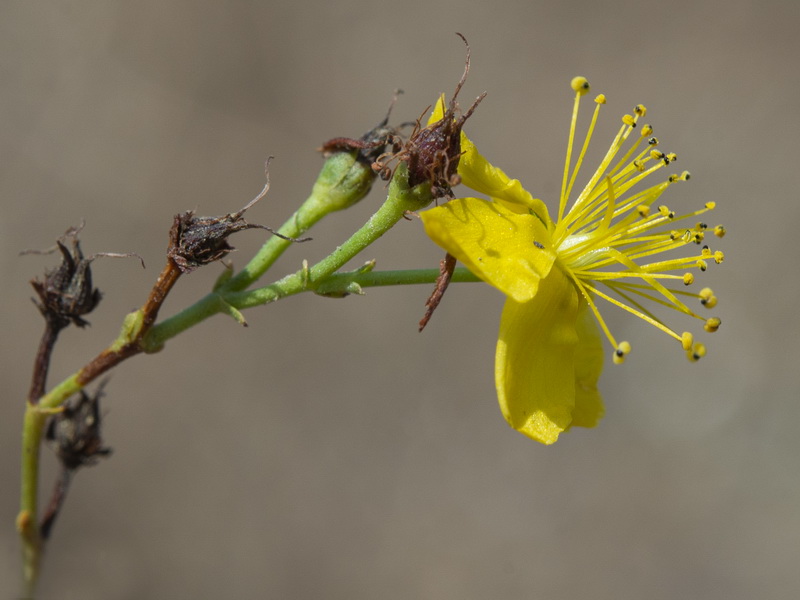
xmin=46 ymin=383 xmax=112 ymax=470
xmin=168 ymin=163 xmax=310 ymax=273
xmin=26 ymin=224 xmax=141 ymax=328
xmin=373 ymin=33 xmax=486 ymax=198
xmin=319 ymin=89 xmax=408 ymax=167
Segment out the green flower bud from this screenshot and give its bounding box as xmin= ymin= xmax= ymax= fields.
xmin=309 ymin=151 xmax=377 ymax=213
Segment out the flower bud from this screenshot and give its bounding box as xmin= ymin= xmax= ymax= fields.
xmin=316 ymin=94 xmax=406 ymax=211
xmin=309 ymin=152 xmax=378 ymax=213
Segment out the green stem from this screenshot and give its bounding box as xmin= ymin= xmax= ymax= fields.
xmin=327 ymin=266 xmax=480 ymax=288
xmin=228 ymin=267 xmax=481 ymax=308
xmin=226 ymin=152 xmax=376 ymax=292
xmin=18 ymin=405 xmax=47 ymax=593
xmin=144 ymin=165 xmax=432 ymax=350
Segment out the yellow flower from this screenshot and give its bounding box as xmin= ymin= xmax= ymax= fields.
xmin=420 ymin=77 xmax=725 ymax=444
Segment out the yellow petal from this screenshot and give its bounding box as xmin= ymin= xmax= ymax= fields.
xmin=568 ymin=302 xmax=605 ymax=428
xmin=427 ymin=95 xmax=447 ymax=125
xmin=420 ymin=197 xmax=555 ymax=303
xmin=495 ymin=266 xmax=580 ymax=444
xmin=458 ymin=134 xmax=552 ymax=225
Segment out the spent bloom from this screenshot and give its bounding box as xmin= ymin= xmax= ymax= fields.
xmin=420 ymin=77 xmax=725 ymax=444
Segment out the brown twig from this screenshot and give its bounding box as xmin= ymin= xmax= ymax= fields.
xmin=77 ymin=259 xmax=182 ymax=385
xmin=28 ymin=319 xmax=66 ymax=404
xmin=419 ymin=252 xmax=457 ymax=331
xmin=39 ymin=468 xmax=72 ymax=540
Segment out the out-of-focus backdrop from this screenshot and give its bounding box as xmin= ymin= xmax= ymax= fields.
xmin=2 ymin=1 xmax=797 ymax=598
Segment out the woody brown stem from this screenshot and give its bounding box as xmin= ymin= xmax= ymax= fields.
xmin=28 ymin=320 xmax=66 ymax=405
xmin=77 ymin=259 xmax=182 ymax=385
xmin=39 ymin=468 xmax=72 ymax=540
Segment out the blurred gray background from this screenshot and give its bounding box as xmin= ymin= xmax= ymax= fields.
xmin=2 ymin=1 xmax=798 ymax=598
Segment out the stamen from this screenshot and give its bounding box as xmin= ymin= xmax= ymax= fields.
xmin=561 ymin=78 xmax=591 ymax=221
xmin=704 ymin=317 xmax=721 ymax=333
xmin=687 ymin=342 xmax=706 ymax=362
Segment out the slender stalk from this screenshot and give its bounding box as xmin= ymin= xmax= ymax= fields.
xmin=144 ymin=165 xmax=433 ymax=350
xmin=28 ymin=320 xmax=65 ymax=404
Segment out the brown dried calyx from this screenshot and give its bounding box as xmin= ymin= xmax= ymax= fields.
xmin=319 ymin=89 xmax=409 ymax=167
xmin=26 ymin=224 xmax=142 ymax=328
xmin=168 ymin=163 xmax=310 ymax=273
xmin=374 ymin=33 xmax=486 ymax=198
xmin=46 ymin=382 xmax=112 ymax=471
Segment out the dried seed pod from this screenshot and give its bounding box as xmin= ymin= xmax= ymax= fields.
xmin=46 ymin=383 xmax=112 ymax=471
xmin=319 ymin=89 xmax=408 ymax=167
xmin=26 ymin=224 xmax=141 ymax=328
xmin=168 ymin=165 xmax=310 ymax=273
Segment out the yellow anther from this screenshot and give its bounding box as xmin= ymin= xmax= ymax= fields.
xmin=704 ymin=317 xmax=721 ymax=333
xmin=681 ymin=331 xmax=694 ymax=351
xmin=571 ymin=76 xmax=590 ymax=95
xmin=622 ymin=114 xmax=637 ymax=127
xmin=697 ymin=259 xmax=708 ymax=271
xmin=650 ymin=149 xmax=665 ymax=160
xmin=687 ymin=342 xmax=707 ymax=362
xmin=640 ymin=124 xmax=653 ymax=136
xmin=695 ymin=222 xmax=708 ymax=230
xmin=613 ymin=341 xmax=632 ymax=364
xmin=699 ymin=288 xmax=718 ymax=308
xmin=669 ymin=174 xmax=680 ymax=183
xmin=637 ymin=205 xmax=650 ymax=218
xmin=595 ymin=94 xmax=607 ymax=104
xmin=705 ymin=201 xmax=716 ymax=210
xmin=701 ymin=246 xmax=712 ymax=258
xmin=714 ymin=251 xmax=724 ymax=264
xmin=665 ymin=152 xmax=678 ymax=162
xmin=681 ymin=171 xmax=691 ymax=180
xmin=682 ymin=230 xmax=693 ymax=243
xmin=634 ymin=104 xmax=647 ymax=117
xmin=714 ymin=224 xmax=726 ymax=238
xmin=648 ymin=136 xmax=659 ymax=145
xmin=693 ymin=231 xmax=704 ymax=244
xmin=633 ymin=159 xmax=645 ymax=172
xmin=683 ymin=272 xmax=694 ymax=285
xmin=658 ymin=205 xmax=671 ymax=217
